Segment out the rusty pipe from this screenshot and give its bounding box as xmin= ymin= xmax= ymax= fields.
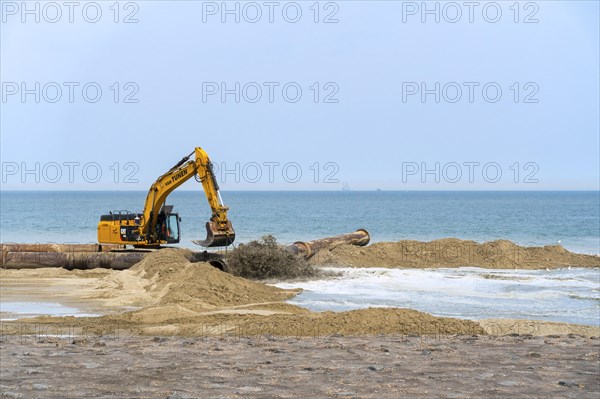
xmin=1 ymin=251 xmax=146 ymax=270
xmin=288 ymin=229 xmax=370 ymax=259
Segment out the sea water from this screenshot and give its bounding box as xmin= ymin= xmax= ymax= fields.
xmin=1 ymin=191 xmax=599 ymax=254
xmin=0 ymin=302 xmax=99 ymax=321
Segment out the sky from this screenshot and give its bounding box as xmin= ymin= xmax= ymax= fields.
xmin=1 ymin=0 xmax=599 ymax=191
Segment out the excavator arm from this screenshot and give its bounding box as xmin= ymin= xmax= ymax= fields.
xmin=97 ymin=147 xmax=235 ymax=248
xmin=191 ymin=148 xmax=235 ymax=247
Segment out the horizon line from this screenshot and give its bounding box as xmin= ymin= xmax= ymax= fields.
xmin=1 ymin=189 xmax=599 ymax=193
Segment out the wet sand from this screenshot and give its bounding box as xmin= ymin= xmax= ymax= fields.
xmin=1 ymin=334 xmax=599 ymax=398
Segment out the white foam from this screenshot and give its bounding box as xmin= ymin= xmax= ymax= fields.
xmin=273 ymin=267 xmax=600 ymax=326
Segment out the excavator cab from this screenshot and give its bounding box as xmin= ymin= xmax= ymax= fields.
xmin=156 ymin=205 xmax=181 ymax=244
xmin=166 ymin=214 xmax=181 ymax=243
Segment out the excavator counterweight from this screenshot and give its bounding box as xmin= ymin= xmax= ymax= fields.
xmin=97 ymin=147 xmax=235 ymax=248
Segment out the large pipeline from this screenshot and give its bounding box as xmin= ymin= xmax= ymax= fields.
xmin=1 ymin=229 xmax=370 ymax=269
xmin=1 ymin=251 xmax=146 ymax=270
xmin=287 ymin=229 xmax=370 ymax=259
xmin=0 ymin=243 xmax=144 ymax=270
xmin=0 ymin=243 xmax=122 ymax=253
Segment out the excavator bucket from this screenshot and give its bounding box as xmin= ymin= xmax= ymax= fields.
xmin=192 ymin=221 xmax=235 ymax=247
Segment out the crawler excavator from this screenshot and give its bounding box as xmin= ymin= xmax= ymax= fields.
xmin=97 ymin=147 xmax=235 ymax=248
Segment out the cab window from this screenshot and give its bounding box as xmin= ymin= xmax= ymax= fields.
xmin=167 ymin=214 xmax=180 ymax=242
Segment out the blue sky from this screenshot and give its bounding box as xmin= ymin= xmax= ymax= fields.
xmin=1 ymin=1 xmax=598 ymax=190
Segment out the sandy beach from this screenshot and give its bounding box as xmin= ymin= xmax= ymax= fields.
xmin=1 ymin=243 xmax=599 ymax=398
xmin=1 ymin=334 xmax=599 ymax=398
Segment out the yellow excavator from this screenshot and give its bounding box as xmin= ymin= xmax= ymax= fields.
xmin=97 ymin=147 xmax=235 ymax=248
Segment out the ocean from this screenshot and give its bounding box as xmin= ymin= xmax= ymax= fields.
xmin=1 ymin=191 xmax=599 ymax=254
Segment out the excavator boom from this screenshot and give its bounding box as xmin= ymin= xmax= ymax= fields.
xmin=97 ymin=147 xmax=235 ymax=248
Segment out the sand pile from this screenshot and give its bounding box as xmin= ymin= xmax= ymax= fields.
xmin=78 ymin=248 xmax=303 ymax=334
xmin=106 ymin=248 xmax=299 ymax=310
xmin=310 ymin=239 xmax=600 ymax=269
xmin=23 ymin=307 xmax=485 ymax=338
xmin=181 ymin=307 xmax=486 ymax=337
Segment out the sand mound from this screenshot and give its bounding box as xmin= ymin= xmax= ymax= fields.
xmin=216 ymin=307 xmax=485 ymax=337
xmin=311 ymin=239 xmax=600 ymax=269
xmin=89 ymin=248 xmax=299 ymax=312
xmin=100 ymin=307 xmax=485 ymax=337
xmin=79 ymin=248 xmax=304 ymax=331
xmin=133 ymin=249 xmax=299 ymax=308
